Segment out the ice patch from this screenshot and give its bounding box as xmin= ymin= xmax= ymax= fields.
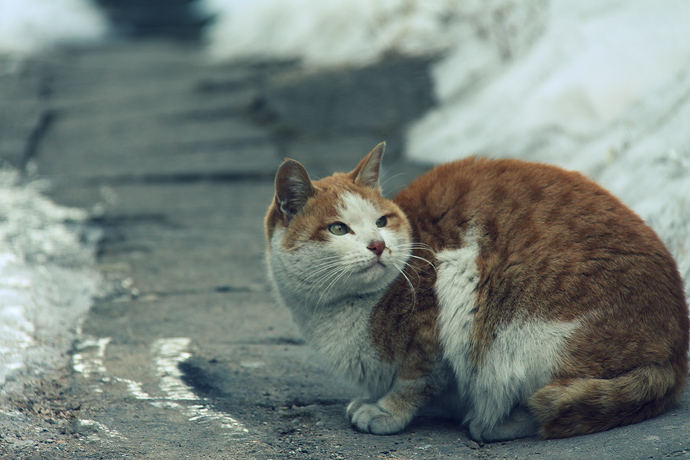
xmin=0 ymin=168 xmax=99 ymax=399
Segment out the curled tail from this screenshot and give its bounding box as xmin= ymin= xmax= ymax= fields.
xmin=529 ymin=362 xmax=687 ymax=439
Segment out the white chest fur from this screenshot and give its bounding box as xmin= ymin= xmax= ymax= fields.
xmin=267 ymin=228 xmax=396 ymax=397
xmin=296 ymin=297 xmax=396 ymax=398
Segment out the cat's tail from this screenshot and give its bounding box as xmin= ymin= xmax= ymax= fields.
xmin=528 ymin=362 xmax=686 ymax=438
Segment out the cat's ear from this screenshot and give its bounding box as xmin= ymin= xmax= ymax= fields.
xmin=274 ymin=159 xmax=316 ymax=221
xmin=351 ymin=142 xmax=385 ymax=189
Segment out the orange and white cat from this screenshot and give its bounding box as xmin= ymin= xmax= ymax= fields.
xmin=265 ymin=143 xmax=689 ymax=441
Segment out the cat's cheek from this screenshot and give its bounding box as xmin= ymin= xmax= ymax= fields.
xmin=385 ymin=235 xmax=413 ymax=267
xmin=326 ymin=234 xmax=355 ymax=255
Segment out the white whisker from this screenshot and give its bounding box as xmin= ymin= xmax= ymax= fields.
xmin=318 ymin=265 xmax=353 ymax=306
xmin=391 ymin=259 xmax=417 ymax=312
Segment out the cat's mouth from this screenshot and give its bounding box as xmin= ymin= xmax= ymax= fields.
xmin=358 ymin=260 xmax=387 ymax=274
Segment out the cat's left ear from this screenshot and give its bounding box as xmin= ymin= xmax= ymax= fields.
xmin=351 ymin=142 xmax=385 ymax=189
xmin=274 ymin=159 xmax=316 ymax=221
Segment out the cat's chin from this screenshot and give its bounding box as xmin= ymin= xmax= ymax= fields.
xmin=350 ymin=264 xmax=400 ymax=294
xmin=355 ymin=260 xmax=387 ymax=275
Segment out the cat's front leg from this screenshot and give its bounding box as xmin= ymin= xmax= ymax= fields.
xmin=347 ymin=378 xmax=428 ymax=435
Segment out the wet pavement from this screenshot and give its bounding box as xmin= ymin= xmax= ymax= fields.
xmin=1 ymin=40 xmax=688 ymax=459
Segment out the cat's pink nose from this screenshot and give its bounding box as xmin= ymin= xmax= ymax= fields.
xmin=368 ymin=240 xmax=386 ymax=257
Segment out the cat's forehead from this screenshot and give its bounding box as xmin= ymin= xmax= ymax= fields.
xmin=337 ymin=192 xmax=381 ymax=219
xmin=311 ymin=173 xmax=385 ymax=218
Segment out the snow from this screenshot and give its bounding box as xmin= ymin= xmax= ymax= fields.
xmin=408 ymin=1 xmax=690 ymax=163
xmin=0 ymin=0 xmax=106 ymax=59
xmin=202 ymin=0 xmax=546 ymax=68
xmin=0 ymin=170 xmax=99 ymax=401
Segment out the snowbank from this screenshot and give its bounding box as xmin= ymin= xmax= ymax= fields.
xmin=0 ymin=170 xmax=99 ymax=400
xmin=203 ymin=0 xmax=546 ymax=68
xmin=409 ymin=1 xmax=690 ymax=165
xmin=0 ymin=0 xmax=106 ymax=58
xmin=0 ymin=0 xmax=104 ymax=415
xmin=408 ymin=0 xmax=690 ymax=288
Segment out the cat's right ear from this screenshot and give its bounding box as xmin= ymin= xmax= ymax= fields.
xmin=274 ymin=159 xmax=316 ymax=222
xmin=351 ymin=142 xmax=385 ymax=189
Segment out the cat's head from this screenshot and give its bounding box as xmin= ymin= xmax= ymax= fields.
xmin=265 ymin=143 xmax=413 ymax=307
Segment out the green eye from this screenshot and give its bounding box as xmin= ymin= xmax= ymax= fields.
xmin=328 ymin=222 xmax=350 ymax=236
xmin=376 ymin=216 xmax=388 ymax=228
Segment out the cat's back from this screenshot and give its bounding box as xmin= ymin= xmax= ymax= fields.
xmin=396 ymin=157 xmax=657 ymax=252
xmin=394 ymin=156 xmax=687 ymax=349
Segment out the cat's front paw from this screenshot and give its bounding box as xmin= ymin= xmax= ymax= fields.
xmin=349 ymin=402 xmax=407 ymax=435
xmin=346 ymin=398 xmax=370 ymax=422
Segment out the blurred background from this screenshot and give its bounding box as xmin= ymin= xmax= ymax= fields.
xmin=2 ymin=0 xmax=688 ymax=288
xmin=1 ymin=0 xmax=690 ymax=457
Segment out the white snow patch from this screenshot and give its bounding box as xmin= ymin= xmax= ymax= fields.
xmin=202 ymin=0 xmax=546 ymax=68
xmin=0 ymin=169 xmax=99 ymax=397
xmin=72 ymin=336 xmax=111 ymax=393
xmin=0 ymin=0 xmax=106 ymax=55
xmin=72 ymin=336 xmax=111 ymax=378
xmin=71 ymin=335 xmax=250 ymax=438
xmin=79 ymin=419 xmax=128 ymax=441
xmin=0 ymin=0 xmax=107 ymax=74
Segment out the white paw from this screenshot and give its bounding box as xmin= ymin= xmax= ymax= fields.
xmin=346 ymin=398 xmax=370 ymax=421
xmin=349 ymin=402 xmax=406 ymax=435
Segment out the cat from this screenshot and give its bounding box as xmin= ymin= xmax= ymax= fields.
xmin=264 ymin=143 xmax=689 ymax=441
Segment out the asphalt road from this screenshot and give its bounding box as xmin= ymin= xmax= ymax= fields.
xmin=1 ymin=41 xmax=689 ymax=459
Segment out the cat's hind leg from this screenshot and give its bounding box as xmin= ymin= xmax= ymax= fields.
xmin=469 ymin=405 xmax=539 ymax=442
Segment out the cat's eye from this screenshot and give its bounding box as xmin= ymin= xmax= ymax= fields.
xmin=328 ymin=222 xmax=350 ymax=236
xmin=376 ymin=216 xmax=388 ymax=228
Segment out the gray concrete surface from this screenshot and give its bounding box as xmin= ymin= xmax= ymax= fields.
xmin=1 ymin=41 xmax=689 ymax=459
